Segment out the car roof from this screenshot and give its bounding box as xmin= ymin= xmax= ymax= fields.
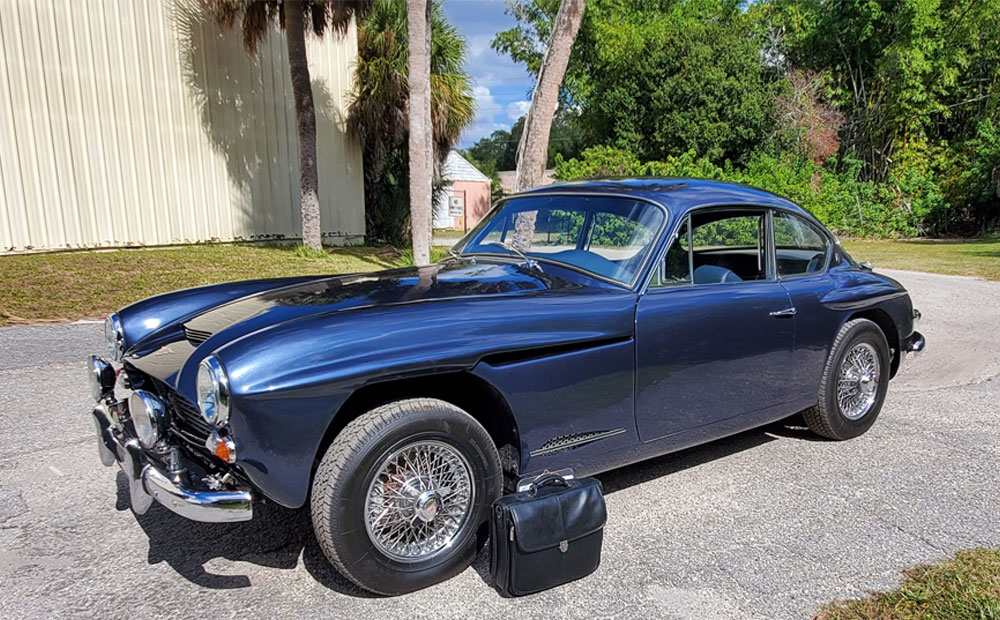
xmin=516 ymin=178 xmax=814 ymax=222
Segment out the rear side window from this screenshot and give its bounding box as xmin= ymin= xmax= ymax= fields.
xmin=773 ymin=212 xmax=829 ymax=277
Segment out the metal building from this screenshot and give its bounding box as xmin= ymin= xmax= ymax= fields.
xmin=0 ymin=0 xmax=365 ymax=253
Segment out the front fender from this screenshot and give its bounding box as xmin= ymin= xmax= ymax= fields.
xmin=217 ymin=290 xmax=637 ymax=508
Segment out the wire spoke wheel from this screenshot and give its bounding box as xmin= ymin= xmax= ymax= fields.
xmin=837 ymin=342 xmax=880 ymax=420
xmin=364 ymin=440 xmax=474 ymax=562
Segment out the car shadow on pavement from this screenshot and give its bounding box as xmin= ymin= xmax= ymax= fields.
xmin=112 ymin=416 xmax=817 ymax=596
xmin=596 ymin=415 xmax=816 ymax=495
xmin=114 ymin=472 xmax=376 ymax=597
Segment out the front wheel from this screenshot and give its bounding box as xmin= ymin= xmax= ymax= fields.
xmin=804 ymin=318 xmax=891 ymax=440
xmin=310 ymin=398 xmax=502 ymax=595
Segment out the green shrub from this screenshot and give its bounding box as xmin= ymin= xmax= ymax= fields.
xmin=554 ymin=146 xmax=948 ymax=239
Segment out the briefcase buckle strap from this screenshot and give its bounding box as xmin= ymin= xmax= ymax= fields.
xmin=559 ymin=540 xmax=568 ymax=553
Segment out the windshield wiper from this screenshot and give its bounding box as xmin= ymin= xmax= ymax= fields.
xmin=496 ymin=241 xmax=542 ymax=272
xmin=446 ymin=248 xmax=476 ymax=265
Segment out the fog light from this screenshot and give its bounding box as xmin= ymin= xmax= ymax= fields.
xmin=205 ymin=430 xmax=237 ymax=464
xmin=129 ymin=390 xmax=167 ymax=448
xmin=87 ymin=356 xmax=116 ymax=402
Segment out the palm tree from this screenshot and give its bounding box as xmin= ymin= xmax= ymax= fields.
xmin=407 ymin=0 xmax=433 ymax=266
xmin=205 ymin=0 xmax=371 ymax=251
xmin=348 ymin=0 xmax=475 ymax=247
xmin=512 ymin=0 xmax=585 ymax=250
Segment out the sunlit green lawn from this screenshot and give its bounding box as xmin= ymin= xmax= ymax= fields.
xmin=1 ymin=238 xmax=997 ymax=325
xmin=843 ymin=237 xmax=1000 ymax=281
xmin=817 ymin=548 xmax=1000 ymax=620
xmin=0 ymin=244 xmax=444 ymax=326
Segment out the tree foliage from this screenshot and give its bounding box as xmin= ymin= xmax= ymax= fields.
xmin=347 ymin=0 xmax=475 ymax=245
xmin=495 ymin=0 xmax=1000 ymax=237
xmin=495 ymin=0 xmax=782 ymax=164
xmin=465 ymin=108 xmax=587 ymax=175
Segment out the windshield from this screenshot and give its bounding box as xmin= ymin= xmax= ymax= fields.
xmin=458 ymin=194 xmax=666 ymax=285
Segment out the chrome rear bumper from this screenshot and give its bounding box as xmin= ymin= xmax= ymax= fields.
xmin=92 ymin=404 xmax=253 ymax=523
xmin=904 ymin=330 xmax=925 ymax=357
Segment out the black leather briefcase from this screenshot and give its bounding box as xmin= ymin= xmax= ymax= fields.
xmin=489 ymin=474 xmax=606 ymax=596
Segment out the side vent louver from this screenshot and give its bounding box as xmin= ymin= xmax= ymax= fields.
xmin=183 ymin=325 xmax=213 ymax=347
xmin=530 ymin=428 xmax=626 ymax=458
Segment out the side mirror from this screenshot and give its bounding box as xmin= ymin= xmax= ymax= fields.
xmin=860 ymin=261 xmax=873 ymax=270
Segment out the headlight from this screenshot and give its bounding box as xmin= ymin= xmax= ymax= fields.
xmin=105 ymin=313 xmax=125 ymax=361
xmin=129 ymin=390 xmax=167 ymax=448
xmin=197 ymin=356 xmax=230 ymax=426
xmin=87 ymin=356 xmax=116 ymax=402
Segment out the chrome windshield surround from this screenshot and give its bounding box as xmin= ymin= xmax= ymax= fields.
xmin=457 ymin=191 xmax=671 ymax=290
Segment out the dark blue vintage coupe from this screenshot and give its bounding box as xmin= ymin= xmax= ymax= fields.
xmin=88 ymin=179 xmax=924 ymax=594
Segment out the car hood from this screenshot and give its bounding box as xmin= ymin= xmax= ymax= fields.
xmin=126 ymin=258 xmax=606 ymax=386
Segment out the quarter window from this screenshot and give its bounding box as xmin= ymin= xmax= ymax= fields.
xmin=773 ymin=212 xmax=829 ymax=277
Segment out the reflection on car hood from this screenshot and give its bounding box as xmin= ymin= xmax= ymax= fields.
xmin=182 ymin=258 xmax=585 ymax=338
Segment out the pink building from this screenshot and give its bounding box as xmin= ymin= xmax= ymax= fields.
xmin=434 ymin=151 xmax=493 ymax=231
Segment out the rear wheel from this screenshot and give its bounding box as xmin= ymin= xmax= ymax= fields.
xmin=804 ymin=318 xmax=891 ymax=440
xmin=310 ymin=398 xmax=502 ymax=595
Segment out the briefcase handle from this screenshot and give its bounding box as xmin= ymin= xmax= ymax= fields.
xmin=527 ymin=473 xmax=570 ymax=495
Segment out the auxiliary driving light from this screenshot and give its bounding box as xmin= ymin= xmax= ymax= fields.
xmin=87 ymin=356 xmax=116 ymax=402
xmin=128 ymin=390 xmax=167 ymax=448
xmin=206 ymin=430 xmax=237 ymax=464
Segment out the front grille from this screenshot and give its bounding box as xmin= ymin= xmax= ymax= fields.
xmin=183 ymin=325 xmax=212 ymax=346
xmin=153 ymin=381 xmax=213 ymax=455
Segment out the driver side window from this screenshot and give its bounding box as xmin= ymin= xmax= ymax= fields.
xmin=651 ymin=208 xmax=769 ymax=287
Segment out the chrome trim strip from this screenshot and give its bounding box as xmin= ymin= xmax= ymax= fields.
xmin=529 ymin=428 xmax=627 ymax=458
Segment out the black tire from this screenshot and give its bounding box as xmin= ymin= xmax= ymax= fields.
xmin=310 ymin=398 xmax=502 ymax=595
xmin=803 ymin=318 xmax=891 ymax=440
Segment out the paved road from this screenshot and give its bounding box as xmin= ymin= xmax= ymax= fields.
xmin=1 ymin=270 xmax=998 ymax=619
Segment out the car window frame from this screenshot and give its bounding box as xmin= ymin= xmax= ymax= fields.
xmin=456 ymin=191 xmax=671 ymax=290
xmin=770 ymin=209 xmax=832 ymax=280
xmin=644 ymin=205 xmax=776 ymax=292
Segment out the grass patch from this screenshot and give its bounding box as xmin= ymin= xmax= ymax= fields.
xmin=817 ymin=548 xmax=1000 ymax=620
xmin=843 ymin=237 xmax=1000 ymax=281
xmin=0 ymin=244 xmax=445 ymax=326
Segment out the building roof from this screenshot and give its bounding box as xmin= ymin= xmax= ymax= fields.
xmin=515 ymin=178 xmax=812 ymax=222
xmin=442 ymin=151 xmax=490 ymax=183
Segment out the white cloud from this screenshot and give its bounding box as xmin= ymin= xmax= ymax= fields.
xmin=506 ymin=100 xmax=531 ymax=122
xmin=461 ymin=85 xmax=508 ymax=147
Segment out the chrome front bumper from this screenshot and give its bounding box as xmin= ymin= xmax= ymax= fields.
xmin=92 ymin=404 xmax=253 ymax=523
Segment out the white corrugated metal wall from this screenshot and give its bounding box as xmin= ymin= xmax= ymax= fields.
xmin=0 ymin=0 xmax=364 ymax=253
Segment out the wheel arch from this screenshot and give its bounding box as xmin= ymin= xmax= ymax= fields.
xmin=846 ymin=308 xmax=900 ymax=378
xmin=311 ymin=372 xmax=522 ymax=490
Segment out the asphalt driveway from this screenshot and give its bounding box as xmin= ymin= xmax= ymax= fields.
xmin=1 ymin=269 xmax=998 ymax=619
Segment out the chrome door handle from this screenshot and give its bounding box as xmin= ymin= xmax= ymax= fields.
xmin=769 ymin=307 xmax=797 ymax=317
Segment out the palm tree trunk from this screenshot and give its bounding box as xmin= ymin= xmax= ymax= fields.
xmin=512 ymin=0 xmax=585 ymax=251
xmin=407 ymin=0 xmax=433 ymax=266
xmin=285 ymin=0 xmax=322 ymax=251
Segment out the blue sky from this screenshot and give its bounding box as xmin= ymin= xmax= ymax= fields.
xmin=441 ymin=0 xmax=534 ymax=147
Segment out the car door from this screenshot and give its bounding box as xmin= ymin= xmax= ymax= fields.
xmin=772 ymin=210 xmax=840 ymax=400
xmin=634 ymin=207 xmax=795 ymax=442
